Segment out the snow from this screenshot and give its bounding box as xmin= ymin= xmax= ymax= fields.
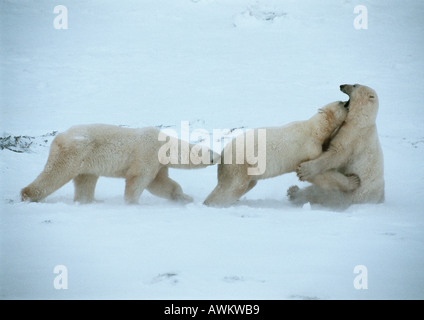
xmin=1 ymin=0 xmax=424 ymax=299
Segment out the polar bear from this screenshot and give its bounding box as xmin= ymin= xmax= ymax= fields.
xmin=204 ymin=100 xmax=352 ymax=207
xmin=290 ymin=84 xmax=385 ymax=209
xmin=21 ymin=124 xmax=221 ymax=204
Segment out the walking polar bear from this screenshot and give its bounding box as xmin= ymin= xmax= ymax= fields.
xmin=290 ymin=84 xmax=385 ymax=209
xmin=204 ymin=100 xmax=353 ymax=207
xmin=21 ymin=124 xmax=221 ymax=204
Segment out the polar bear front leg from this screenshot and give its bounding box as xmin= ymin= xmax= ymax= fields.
xmin=297 ymin=142 xmax=351 ymax=182
xmin=124 ymin=175 xmax=152 ymax=204
xmin=73 ymin=174 xmax=99 ymax=203
xmin=147 ymin=167 xmax=193 ymax=203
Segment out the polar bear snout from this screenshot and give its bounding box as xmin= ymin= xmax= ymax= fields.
xmin=340 ymin=84 xmax=361 ymax=96
xmin=340 ymin=84 xmax=352 ymax=95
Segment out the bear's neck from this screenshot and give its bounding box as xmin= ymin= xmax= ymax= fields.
xmin=345 ymin=99 xmax=379 ymax=128
xmin=346 ymin=109 xmax=378 ymax=128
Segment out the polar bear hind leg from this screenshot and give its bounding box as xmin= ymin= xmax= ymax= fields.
xmin=73 ymin=174 xmax=99 ymax=203
xmin=21 ymin=137 xmax=79 ymax=202
xmin=124 ymin=175 xmax=153 ymax=204
xmin=243 ymin=180 xmax=257 ymax=195
xmin=203 ymin=165 xmax=252 ymax=207
xmin=21 ymin=170 xmax=75 ymax=202
xmin=287 ymin=184 xmax=352 ymax=210
xmin=308 ymin=170 xmax=360 ymax=192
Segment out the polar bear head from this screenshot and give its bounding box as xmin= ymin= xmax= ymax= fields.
xmin=317 ymin=100 xmax=349 ymax=131
xmin=340 ymin=84 xmax=379 ymax=126
xmin=317 ymin=100 xmax=349 ymax=150
xmin=321 ymin=100 xmax=350 ymax=122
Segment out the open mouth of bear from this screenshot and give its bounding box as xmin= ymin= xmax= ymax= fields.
xmin=344 ymin=100 xmax=350 ymax=110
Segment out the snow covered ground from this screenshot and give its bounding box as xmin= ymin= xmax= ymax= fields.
xmin=1 ymin=0 xmax=424 ymax=299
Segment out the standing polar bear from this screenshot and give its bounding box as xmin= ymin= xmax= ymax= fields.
xmin=290 ymin=84 xmax=385 ymax=209
xmin=21 ymin=124 xmax=221 ymax=204
xmin=204 ymin=100 xmax=352 ymax=207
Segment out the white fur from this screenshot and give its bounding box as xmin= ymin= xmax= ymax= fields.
xmin=204 ymin=101 xmax=349 ymax=207
xmin=292 ymin=84 xmax=385 ymax=209
xmin=21 ymin=124 xmax=220 ymax=204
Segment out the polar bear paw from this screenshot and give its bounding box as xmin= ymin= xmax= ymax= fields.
xmin=346 ymin=173 xmax=361 ymax=191
xmin=287 ymin=185 xmax=307 ymax=207
xmin=287 ymin=185 xmax=300 ymax=201
xmin=297 ymin=161 xmax=319 ymax=181
xmin=176 ymin=193 xmax=194 ymax=203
